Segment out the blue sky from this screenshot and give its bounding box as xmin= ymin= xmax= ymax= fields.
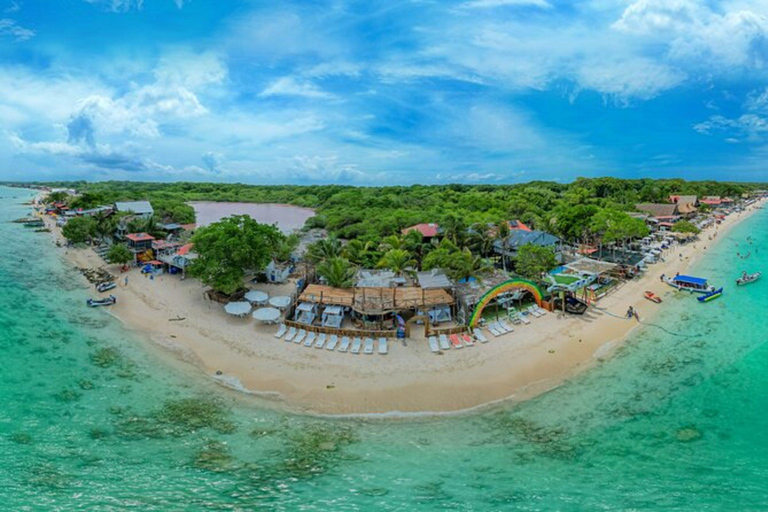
xmin=2 ymin=0 xmax=768 ymax=184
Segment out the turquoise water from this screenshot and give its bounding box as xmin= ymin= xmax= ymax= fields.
xmin=1 ymin=186 xmax=767 ymax=511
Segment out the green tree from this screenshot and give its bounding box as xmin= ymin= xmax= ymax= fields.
xmin=62 ymin=216 xmax=95 ymax=244
xmin=342 ymin=239 xmax=376 ymax=267
xmin=316 ymin=257 xmax=357 ymax=288
xmin=515 ymin=244 xmax=557 ymax=280
xmin=446 ymin=248 xmax=492 ymax=283
xmin=672 ymin=220 xmax=701 ymax=234
xmin=189 ymin=215 xmax=285 ymax=294
xmin=305 ymin=237 xmax=342 ymax=263
xmin=106 ymin=244 xmax=132 ymax=265
xmin=46 ymin=191 xmax=69 ymax=204
xmin=273 ymin=233 xmax=300 ymax=263
xmin=377 ymin=249 xmax=416 ymax=276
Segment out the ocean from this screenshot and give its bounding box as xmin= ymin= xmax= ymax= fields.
xmin=1 ymin=186 xmax=767 ymax=511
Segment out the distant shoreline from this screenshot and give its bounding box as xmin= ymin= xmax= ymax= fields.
xmin=36 ymin=195 xmax=767 ymax=416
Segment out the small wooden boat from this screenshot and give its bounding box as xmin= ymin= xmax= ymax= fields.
xmin=87 ymin=295 xmax=116 ymax=307
xmin=697 ymin=288 xmax=723 ymax=303
xmin=95 ymin=281 xmax=116 ymax=293
xmin=643 ymin=291 xmax=662 ymax=303
xmin=736 ymin=271 xmax=761 ymax=286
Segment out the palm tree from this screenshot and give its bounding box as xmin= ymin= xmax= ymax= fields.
xmin=91 ymin=211 xmax=117 ymax=243
xmin=377 ymin=249 xmax=416 ymax=277
xmin=342 ymin=239 xmax=374 ymax=267
xmin=441 ymin=213 xmax=467 ymax=247
xmin=468 ymin=222 xmax=494 ymax=257
xmin=316 ymin=257 xmax=357 ymax=288
xmin=494 ymin=220 xmax=511 ymax=271
xmin=305 ymin=237 xmax=342 ymax=263
xmin=378 ymin=234 xmax=404 ymax=252
xmin=448 ymin=248 xmax=493 ymax=283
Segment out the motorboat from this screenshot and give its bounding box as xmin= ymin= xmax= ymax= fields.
xmin=664 ymin=274 xmax=716 ymax=294
xmin=643 ymin=291 xmax=662 ymax=303
xmin=736 ymin=271 xmax=761 ymax=286
xmin=95 ymin=281 xmax=116 ymax=293
xmin=87 ymin=295 xmax=117 ymax=307
xmin=697 ymin=287 xmax=723 ymax=303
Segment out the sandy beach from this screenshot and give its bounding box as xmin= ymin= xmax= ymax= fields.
xmin=43 ymin=199 xmax=765 ymax=416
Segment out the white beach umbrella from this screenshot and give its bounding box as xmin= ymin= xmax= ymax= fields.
xmin=269 ymin=296 xmax=291 ymax=309
xmin=224 ymin=301 xmax=252 ymax=317
xmin=252 ymin=307 xmax=281 ymax=324
xmin=244 ymin=290 xmax=269 ymax=304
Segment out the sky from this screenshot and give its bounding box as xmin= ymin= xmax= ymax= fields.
xmin=2 ymin=0 xmax=768 ymax=185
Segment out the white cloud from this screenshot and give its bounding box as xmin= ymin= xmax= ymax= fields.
xmin=0 ymin=18 xmax=34 ymax=41
xmin=693 ymin=113 xmax=768 ymax=141
xmin=259 ymin=77 xmax=335 ymax=99
xmin=459 ymin=0 xmax=551 ymax=9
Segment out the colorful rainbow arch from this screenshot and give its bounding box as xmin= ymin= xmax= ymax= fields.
xmin=469 ymin=279 xmax=546 ymax=327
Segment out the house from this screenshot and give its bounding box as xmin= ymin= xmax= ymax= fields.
xmin=636 ymin=203 xmax=679 ymax=219
xmin=668 ymin=195 xmax=698 ymax=216
xmin=125 ymin=233 xmax=155 ymax=262
xmin=493 ymin=229 xmax=560 ymax=259
xmin=402 ymin=223 xmax=440 ymax=242
xmin=157 ymin=243 xmax=197 ymax=275
xmin=114 ymin=201 xmax=154 ymax=219
xmin=355 ymin=269 xmax=408 ymax=288
xmin=265 ymin=260 xmax=292 ymax=283
xmin=700 ymin=196 xmax=722 ymax=206
xmin=416 ymin=269 xmax=453 ymax=290
xmin=508 ymin=220 xmax=531 ymax=231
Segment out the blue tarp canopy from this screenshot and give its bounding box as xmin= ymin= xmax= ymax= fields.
xmin=674 ymin=275 xmax=708 ymax=286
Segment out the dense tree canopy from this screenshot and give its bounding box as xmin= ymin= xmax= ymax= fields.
xmin=516 ymin=244 xmax=558 ymax=280
xmin=189 ymin=215 xmax=285 ymax=294
xmin=672 ymin=220 xmax=701 ymax=234
xmin=106 ymin=244 xmax=132 ymax=265
xmin=61 ymin=216 xmax=95 ymax=243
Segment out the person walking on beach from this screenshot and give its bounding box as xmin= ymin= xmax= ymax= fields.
xmin=124 ymin=276 xmax=128 ymax=286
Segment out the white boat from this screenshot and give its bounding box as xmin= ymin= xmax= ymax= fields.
xmin=87 ymin=295 xmax=116 ymax=307
xmin=736 ymin=271 xmax=761 ymax=286
xmin=664 ymin=275 xmax=715 ymax=294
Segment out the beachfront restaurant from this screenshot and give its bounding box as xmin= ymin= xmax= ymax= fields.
xmin=125 ymin=233 xmax=155 ymax=263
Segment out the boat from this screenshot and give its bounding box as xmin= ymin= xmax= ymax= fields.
xmin=95 ymin=281 xmax=116 ymax=293
xmin=736 ymin=271 xmax=761 ymax=286
xmin=697 ymin=287 xmax=723 ymax=303
xmin=643 ymin=291 xmax=662 ymax=303
xmin=87 ymin=295 xmax=117 ymax=307
xmin=664 ymin=274 xmax=716 ymax=294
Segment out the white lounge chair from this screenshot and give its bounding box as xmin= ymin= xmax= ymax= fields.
xmin=326 ymin=334 xmax=339 ymax=351
xmin=274 ymin=324 xmax=287 ymax=338
xmin=351 ymin=337 xmax=363 ymax=354
xmin=519 ymin=313 xmax=531 ymax=325
xmin=338 ymin=336 xmax=351 ymax=352
xmin=284 ymin=326 xmax=297 ymax=342
xmin=294 ymin=329 xmax=306 ymax=344
xmin=428 ymin=336 xmax=439 ymax=353
xmin=473 ymin=329 xmax=488 ymax=343
xmin=315 ymin=333 xmax=327 ymax=349
xmin=509 ymin=313 xmax=522 ymax=325
xmin=364 ymin=337 xmax=374 ymax=354
xmin=535 ymin=305 xmax=548 ymax=315
xmin=438 ymin=334 xmax=451 ymax=350
xmin=500 ymin=320 xmax=515 ymax=333
xmin=528 ymin=306 xmax=542 ymax=318
xmin=488 ymin=322 xmax=502 ymax=337
xmin=304 ymin=331 xmax=316 ymax=347
xmin=378 ymin=337 xmax=388 ymax=355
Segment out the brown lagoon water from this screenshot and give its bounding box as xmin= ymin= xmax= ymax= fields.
xmin=190 ymin=202 xmax=315 ymax=233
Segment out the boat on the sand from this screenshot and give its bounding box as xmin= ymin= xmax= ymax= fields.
xmin=95 ymin=281 xmax=116 ymax=293
xmin=87 ymin=295 xmax=116 ymax=307
xmin=643 ymin=291 xmax=662 ymax=303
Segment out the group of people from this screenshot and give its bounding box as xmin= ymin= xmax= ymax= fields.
xmin=626 ymin=306 xmax=640 ymax=321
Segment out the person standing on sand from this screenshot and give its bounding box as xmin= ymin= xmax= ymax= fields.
xmin=124 ymin=276 xmax=128 ymax=286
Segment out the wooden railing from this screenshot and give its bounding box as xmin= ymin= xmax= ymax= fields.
xmin=283 ymin=320 xmax=397 ymax=339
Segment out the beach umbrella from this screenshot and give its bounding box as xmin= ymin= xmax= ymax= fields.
xmin=252 ymin=307 xmax=281 ymax=324
xmin=224 ymin=301 xmax=252 ymax=317
xmin=244 ymin=290 xmax=269 ymax=304
xmin=269 ymin=296 xmax=291 ymax=309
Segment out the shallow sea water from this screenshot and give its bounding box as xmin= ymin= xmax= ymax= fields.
xmin=1 ymin=186 xmax=767 ymax=511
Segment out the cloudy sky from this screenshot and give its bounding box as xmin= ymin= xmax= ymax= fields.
xmin=2 ymin=0 xmax=768 ymax=184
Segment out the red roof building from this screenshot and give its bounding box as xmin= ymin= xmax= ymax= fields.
xmin=125 ymin=233 xmax=155 ymax=243
xmin=402 ymin=223 xmax=440 ymax=238
xmin=508 ymin=220 xmax=531 ymax=231
xmin=700 ymin=196 xmax=722 ymax=206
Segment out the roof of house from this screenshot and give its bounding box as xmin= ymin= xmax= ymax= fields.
xmin=494 ymin=229 xmax=559 ymax=252
xmin=636 ymin=203 xmax=679 ymax=218
xmin=669 ymin=195 xmax=698 ymax=213
xmin=700 ymin=196 xmax=721 ymax=205
xmin=125 ymin=232 xmax=155 ymax=242
xmin=402 ymin=223 xmax=440 ymax=238
xmin=178 ymin=243 xmax=194 ymax=256
xmin=355 ymin=270 xmax=408 ymax=288
xmin=416 ymin=269 xmax=453 ymax=289
xmin=299 ymin=284 xmax=454 ymax=314
xmin=114 ymin=201 xmax=154 ymax=215
xmin=508 ymin=220 xmax=531 ymax=231
xmin=158 ymin=222 xmax=183 ymax=231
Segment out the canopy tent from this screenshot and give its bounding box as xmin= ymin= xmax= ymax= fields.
xmin=321 ymin=305 xmax=344 ymax=328
xmin=244 ymin=290 xmax=269 ymax=305
xmin=269 ymin=296 xmax=292 ymax=309
xmin=252 ymin=307 xmax=281 ymax=324
xmin=224 ymin=301 xmax=252 ymax=317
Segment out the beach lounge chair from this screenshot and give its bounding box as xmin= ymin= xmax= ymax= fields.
xmin=326 ymin=334 xmax=338 ymax=351
xmin=364 ymin=337 xmax=374 ymax=354
xmin=486 ymin=322 xmax=499 ymax=336
xmin=495 ymin=321 xmax=508 ymax=334
xmin=378 ymin=337 xmax=388 ymax=355
xmin=438 ymin=334 xmax=451 ymax=350
xmin=294 ymin=329 xmax=306 ymax=344
xmin=535 ymin=305 xmax=548 ymax=315
xmin=338 ymin=336 xmax=351 ymax=352
xmin=519 ymin=313 xmax=531 ymax=325
xmin=449 ymin=334 xmax=464 ymax=348
xmin=351 ymin=337 xmax=363 ymax=354
xmin=473 ymin=329 xmax=489 ymax=343
xmin=428 ymin=336 xmax=439 ymax=353
xmin=315 ymin=333 xmax=326 ymax=349
xmin=284 ymin=326 xmax=297 ymax=342
xmin=304 ymin=331 xmax=316 ymax=347
xmin=274 ymin=324 xmax=287 ymax=338
xmin=461 ymin=333 xmax=475 ymax=347
xmin=500 ymin=320 xmax=515 ymax=333
xmin=509 ymin=312 xmax=522 ymax=325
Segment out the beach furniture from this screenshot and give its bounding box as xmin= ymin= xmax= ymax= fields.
xmin=315 ymin=333 xmax=327 ymax=349
xmin=519 ymin=313 xmax=531 ymax=325
xmin=488 ymin=322 xmax=502 ymax=337
xmin=439 ymin=334 xmax=451 ymax=350
xmin=500 ymin=320 xmax=515 ymax=333
xmin=304 ymin=331 xmax=316 ymax=347
xmin=326 ymin=334 xmax=339 ymax=351
xmin=294 ymin=329 xmax=306 ymax=344
xmin=509 ymin=313 xmax=522 ymax=325
xmin=535 ymin=305 xmax=548 ymax=315
xmin=364 ymin=337 xmax=374 ymax=354
xmin=378 ymin=337 xmax=388 ymax=355
xmin=338 ymin=336 xmax=351 ymax=352
xmin=351 ymin=337 xmax=363 ymax=354
xmin=529 ymin=306 xmax=543 ymax=318
xmin=428 ymin=336 xmax=439 ymax=353
xmin=274 ymin=324 xmax=287 ymax=338
xmin=495 ymin=321 xmax=508 ymax=334
xmin=473 ymin=329 xmax=489 ymax=343
xmin=461 ymin=333 xmax=475 ymax=346
xmin=449 ymin=334 xmax=463 ymax=348
xmin=284 ymin=326 xmax=297 ymax=342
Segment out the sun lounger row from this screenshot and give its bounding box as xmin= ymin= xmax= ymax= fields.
xmin=274 ymin=325 xmax=389 ymax=354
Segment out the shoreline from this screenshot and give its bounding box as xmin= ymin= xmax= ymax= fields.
xmin=40 ymin=198 xmax=766 ymax=417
